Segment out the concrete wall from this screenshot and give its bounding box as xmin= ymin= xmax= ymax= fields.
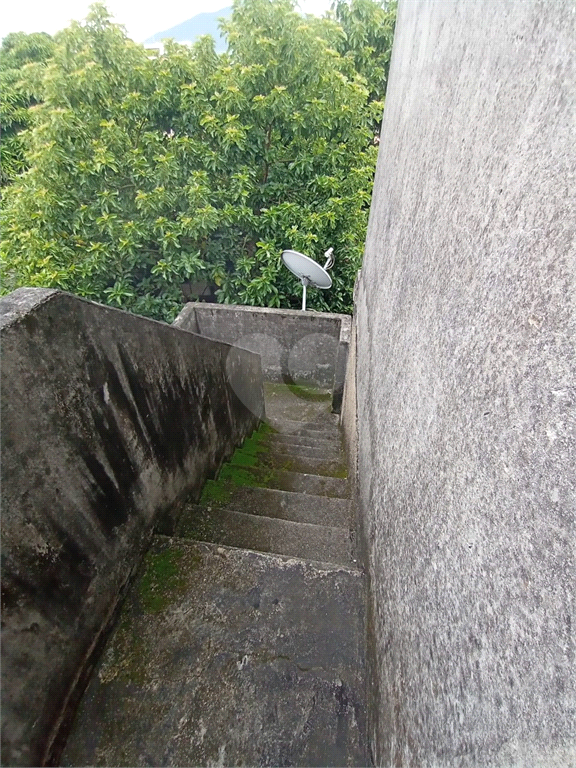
xmin=1 ymin=289 xmax=263 ymax=767
xmin=351 ymin=0 xmax=575 ymax=765
xmin=174 ymin=303 xmax=351 ymax=411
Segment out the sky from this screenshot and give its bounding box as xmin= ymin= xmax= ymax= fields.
xmin=0 ymin=0 xmax=332 ymax=44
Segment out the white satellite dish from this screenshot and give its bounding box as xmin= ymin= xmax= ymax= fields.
xmin=282 ymin=249 xmax=334 ymax=311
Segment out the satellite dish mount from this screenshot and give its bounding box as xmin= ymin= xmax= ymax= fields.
xmin=281 ymin=248 xmax=334 ymax=311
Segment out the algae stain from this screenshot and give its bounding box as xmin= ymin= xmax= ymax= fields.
xmin=202 ymin=422 xmax=276 ymax=496
xmin=285 ymin=383 xmax=332 ymax=402
xmin=99 ymin=613 xmax=149 ymax=686
xmin=138 ymin=548 xmax=189 ymax=613
xmin=201 ymin=479 xmax=233 ymax=506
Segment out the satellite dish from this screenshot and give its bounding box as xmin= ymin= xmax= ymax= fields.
xmin=282 ymin=249 xmax=333 ymax=311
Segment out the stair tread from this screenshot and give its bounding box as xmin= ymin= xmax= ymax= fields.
xmin=269 ymin=417 xmax=341 ymax=435
xmin=266 ymin=433 xmax=343 ymax=450
xmin=267 ymin=443 xmax=343 ymax=460
xmin=61 ymin=537 xmax=367 ymax=768
xmin=222 ymin=465 xmax=349 ymax=497
xmin=259 ymin=452 xmax=347 ymax=477
xmin=176 ymin=505 xmax=352 ymax=566
xmin=196 ymin=485 xmax=351 ymax=527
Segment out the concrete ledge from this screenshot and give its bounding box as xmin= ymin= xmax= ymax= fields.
xmin=174 ymin=303 xmax=351 ymax=412
xmin=0 ymin=289 xmax=264 ymax=766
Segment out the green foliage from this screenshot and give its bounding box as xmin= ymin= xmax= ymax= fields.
xmin=1 ymin=0 xmax=396 ymax=319
xmin=0 ymin=32 xmax=55 ymax=185
xmin=331 ymin=0 xmax=396 ymax=102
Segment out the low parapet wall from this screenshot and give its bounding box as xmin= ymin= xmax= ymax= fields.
xmin=0 ymin=289 xmax=264 ymax=767
xmin=174 ymin=303 xmax=351 ymax=412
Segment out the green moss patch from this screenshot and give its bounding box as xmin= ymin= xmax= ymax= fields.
xmin=219 ymin=464 xmax=271 ymax=487
xmin=197 ymin=423 xmax=279 ymax=508
xmin=200 ymin=479 xmax=234 ymax=506
xmin=138 ymin=548 xmax=190 ymax=613
xmin=286 ymin=383 xmax=332 ymax=402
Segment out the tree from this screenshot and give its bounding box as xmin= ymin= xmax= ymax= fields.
xmin=1 ymin=0 xmax=394 ymax=320
xmin=331 ymin=0 xmax=396 ymax=102
xmin=0 ymin=32 xmax=55 ymax=185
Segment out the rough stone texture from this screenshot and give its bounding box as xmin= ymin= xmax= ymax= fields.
xmin=353 ymin=1 xmax=576 ymax=765
xmin=270 ymin=433 xmax=342 ymax=450
xmin=198 ymin=485 xmax=351 ymax=527
xmin=262 ymin=381 xmax=337 ymax=424
xmin=61 ymin=538 xmax=367 ymax=767
xmin=268 ymin=420 xmax=342 ymax=440
xmin=176 ymin=506 xmax=353 ymax=565
xmin=340 ymin=273 xmax=359 ymax=479
xmin=234 ymin=467 xmax=349 ymax=498
xmin=0 ymin=289 xmax=264 ymax=767
xmin=174 ymin=302 xmax=351 ymax=410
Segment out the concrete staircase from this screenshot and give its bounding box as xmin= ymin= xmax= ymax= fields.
xmin=61 ymin=384 xmax=367 ymax=767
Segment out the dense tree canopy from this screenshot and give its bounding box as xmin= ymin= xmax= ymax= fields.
xmin=0 ymin=31 xmax=55 ymax=185
xmin=0 ymin=0 xmax=396 ymax=320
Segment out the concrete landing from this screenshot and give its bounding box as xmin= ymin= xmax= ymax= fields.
xmin=61 ymin=538 xmax=367 ymax=767
xmin=263 ymin=381 xmax=336 ymax=424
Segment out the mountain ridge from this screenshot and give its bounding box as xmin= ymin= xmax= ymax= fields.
xmin=145 ymin=7 xmax=231 ymax=51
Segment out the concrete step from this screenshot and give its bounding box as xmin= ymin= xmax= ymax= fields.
xmin=267 ymin=443 xmax=343 ymax=461
xmin=197 ymin=485 xmax=351 ymax=527
xmin=269 ymin=417 xmax=341 ymax=438
xmin=219 ymin=464 xmax=349 ymax=497
xmin=261 ymin=450 xmax=347 ymax=478
xmin=175 ymin=505 xmax=352 ymax=566
xmin=267 ymin=433 xmax=343 ymax=451
xmin=61 ymin=537 xmax=367 ymax=768
xmin=216 ymin=462 xmax=350 ymax=497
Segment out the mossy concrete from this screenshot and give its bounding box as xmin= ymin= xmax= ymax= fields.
xmin=61 ymin=538 xmax=367 ymax=767
xmin=0 ymin=289 xmax=263 ymax=767
xmin=198 ymin=485 xmax=351 ymax=528
xmin=176 ymin=506 xmax=353 ymax=565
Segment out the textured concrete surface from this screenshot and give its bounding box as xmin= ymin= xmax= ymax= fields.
xmin=0 ymin=289 xmax=263 ymax=767
xmin=262 ymin=381 xmax=339 ymax=423
xmin=268 ymin=420 xmax=342 ymax=440
xmin=176 ymin=506 xmax=352 ymax=565
xmin=270 ymin=433 xmax=343 ymax=450
xmin=354 ymin=1 xmax=576 ymax=765
xmin=174 ymin=302 xmax=351 ymax=410
xmin=197 ymin=485 xmax=351 ymax=527
xmin=61 ymin=538 xmax=367 ymax=767
xmin=231 ymin=467 xmax=349 ymax=498
xmin=175 ymin=386 xmax=352 ymax=564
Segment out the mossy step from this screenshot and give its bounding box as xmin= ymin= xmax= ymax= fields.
xmin=265 ymin=433 xmax=344 ymax=451
xmin=218 ymin=425 xmax=347 ymax=479
xmin=267 ymin=418 xmax=342 ymax=438
xmin=259 ymin=451 xmax=347 ymax=478
xmin=197 ymin=484 xmax=351 ymax=527
xmin=215 ymin=465 xmax=349 ymax=498
xmin=175 ymin=506 xmax=352 ymax=566
xmin=266 ymin=443 xmax=343 ymax=461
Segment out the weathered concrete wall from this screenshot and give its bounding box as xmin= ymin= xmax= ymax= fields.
xmin=174 ymin=303 xmax=351 ymax=410
xmin=1 ymin=289 xmax=263 ymax=767
xmin=354 ymin=0 xmax=576 ymax=765
xmin=341 ymin=272 xmax=360 ymax=474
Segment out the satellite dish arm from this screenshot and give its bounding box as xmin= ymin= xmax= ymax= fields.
xmin=323 ymin=247 xmax=334 ymax=271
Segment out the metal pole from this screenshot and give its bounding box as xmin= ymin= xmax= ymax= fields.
xmin=301 ymin=280 xmax=307 ymax=311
